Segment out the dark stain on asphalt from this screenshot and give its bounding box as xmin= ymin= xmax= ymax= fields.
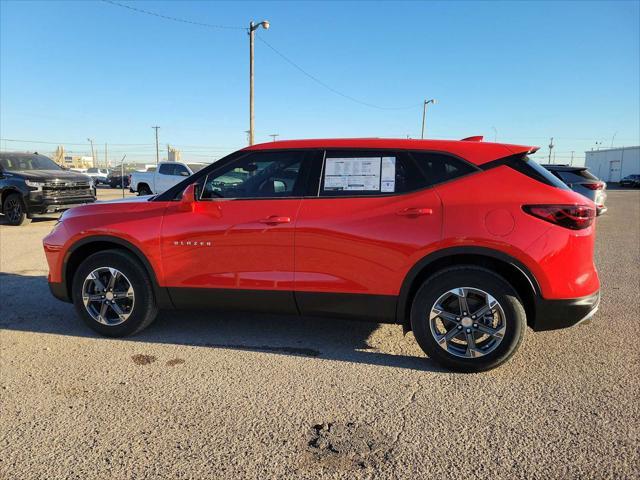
xmin=304 ymin=421 xmax=394 ymax=471
xmin=131 ymin=354 xmax=156 ymax=365
xmin=166 ymin=358 xmax=185 ymax=367
xmin=202 ymin=343 xmax=321 ymax=357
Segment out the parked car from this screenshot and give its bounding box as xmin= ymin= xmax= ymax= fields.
xmin=619 ymin=174 xmax=640 ymax=188
xmin=129 ymin=161 xmax=207 ymax=195
xmin=107 ymin=170 xmax=131 ymax=188
xmin=85 ymin=168 xmax=110 ymax=185
xmin=1 ymin=152 xmax=96 ymax=226
xmin=542 ymin=165 xmax=607 ymax=215
xmin=44 ymin=138 xmax=600 ymax=372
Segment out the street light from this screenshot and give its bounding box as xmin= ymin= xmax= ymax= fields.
xmin=421 ymin=99 xmax=436 ymax=139
xmin=248 ymin=20 xmax=270 ymax=146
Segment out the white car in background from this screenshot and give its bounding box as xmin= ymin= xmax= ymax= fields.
xmin=129 ymin=161 xmax=208 ymax=195
xmin=84 ymin=168 xmax=110 ymax=185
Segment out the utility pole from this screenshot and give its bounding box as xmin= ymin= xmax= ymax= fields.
xmin=570 ymin=151 xmax=574 ymax=166
xmin=104 ymin=143 xmax=108 ymax=169
xmin=269 ymin=134 xmax=279 ymax=142
xmin=152 ymin=126 xmax=160 ymax=164
xmin=492 ymin=126 xmax=498 ymax=142
xmin=167 ymin=144 xmax=170 ymax=161
xmin=87 ymin=138 xmax=95 ymax=167
xmin=548 ymin=137 xmax=554 ymax=163
xmin=421 ymin=99 xmax=436 ymax=139
xmin=248 ymin=20 xmax=270 ymax=146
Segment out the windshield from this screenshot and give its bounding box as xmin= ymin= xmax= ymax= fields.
xmin=187 ymin=163 xmax=207 ymax=173
xmin=0 ymin=153 xmax=62 ymax=171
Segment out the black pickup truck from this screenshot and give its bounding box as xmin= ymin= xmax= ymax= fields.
xmin=0 ymin=152 xmax=96 ymax=226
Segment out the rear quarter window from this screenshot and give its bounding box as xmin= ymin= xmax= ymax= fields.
xmin=409 ymin=152 xmax=478 ymax=185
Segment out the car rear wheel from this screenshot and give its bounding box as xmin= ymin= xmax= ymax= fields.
xmin=410 ymin=266 xmax=526 ymax=372
xmin=2 ymin=193 xmax=31 ymax=226
xmin=72 ymin=249 xmax=158 ymax=337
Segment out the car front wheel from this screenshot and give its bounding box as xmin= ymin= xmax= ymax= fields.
xmin=410 ymin=266 xmax=526 ymax=372
xmin=72 ymin=249 xmax=158 ymax=337
xmin=2 ymin=193 xmax=31 ymax=226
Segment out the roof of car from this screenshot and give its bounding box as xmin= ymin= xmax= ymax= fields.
xmin=243 ymin=138 xmax=538 ymax=166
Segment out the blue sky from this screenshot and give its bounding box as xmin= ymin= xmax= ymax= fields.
xmin=1 ymin=0 xmax=639 ymax=165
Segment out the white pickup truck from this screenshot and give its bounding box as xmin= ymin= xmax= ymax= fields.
xmin=129 ymin=162 xmax=207 ymax=195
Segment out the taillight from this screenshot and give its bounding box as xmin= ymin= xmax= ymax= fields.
xmin=582 ymin=182 xmax=604 ymax=190
xmin=523 ymin=205 xmax=595 ymax=230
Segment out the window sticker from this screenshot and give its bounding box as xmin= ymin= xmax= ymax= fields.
xmin=380 ymin=157 xmax=396 ymax=192
xmin=324 ymin=156 xmax=396 ymax=192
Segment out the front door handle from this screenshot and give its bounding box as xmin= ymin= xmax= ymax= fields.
xmin=259 ymin=215 xmax=291 ymax=225
xmin=397 ymin=207 xmax=433 ymax=217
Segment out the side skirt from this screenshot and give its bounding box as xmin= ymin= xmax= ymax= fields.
xmin=166 ymin=287 xmax=399 ymax=323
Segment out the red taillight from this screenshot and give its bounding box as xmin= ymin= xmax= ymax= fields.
xmin=523 ymin=205 xmax=596 ymax=230
xmin=583 ymin=182 xmax=604 ymax=190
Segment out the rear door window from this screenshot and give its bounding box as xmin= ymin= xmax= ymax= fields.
xmin=320 ymin=151 xmax=427 ymax=196
xmin=158 ymin=164 xmax=175 ymax=175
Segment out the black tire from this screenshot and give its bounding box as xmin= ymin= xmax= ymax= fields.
xmin=137 ymin=184 xmax=152 ymax=196
xmin=410 ymin=266 xmax=526 ymax=372
xmin=72 ymin=249 xmax=158 ymax=337
xmin=2 ymin=193 xmax=31 ymax=226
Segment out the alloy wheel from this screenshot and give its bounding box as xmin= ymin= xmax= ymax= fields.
xmin=82 ymin=267 xmax=135 ymax=326
xmin=429 ymin=287 xmax=506 ymax=358
xmin=5 ymin=198 xmax=22 ymax=223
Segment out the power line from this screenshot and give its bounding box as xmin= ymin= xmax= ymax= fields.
xmin=101 ymin=0 xmax=420 ymax=111
xmin=101 ymin=0 xmax=245 ymax=30
xmin=255 ymin=35 xmax=420 ymax=111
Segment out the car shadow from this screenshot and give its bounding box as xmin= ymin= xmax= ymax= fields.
xmin=0 ymin=272 xmax=443 ymax=373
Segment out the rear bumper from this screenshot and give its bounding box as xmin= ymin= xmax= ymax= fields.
xmin=531 ymin=291 xmax=600 ymax=331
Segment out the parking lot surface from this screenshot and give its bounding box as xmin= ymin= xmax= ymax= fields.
xmin=1 ymin=188 xmax=639 ymax=479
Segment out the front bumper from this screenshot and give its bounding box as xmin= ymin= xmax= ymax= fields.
xmin=531 ymin=291 xmax=600 ymax=331
xmin=49 ymin=281 xmax=71 ymax=303
xmin=28 ymin=197 xmax=95 ymax=216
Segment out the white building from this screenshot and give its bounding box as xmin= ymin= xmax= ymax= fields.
xmin=585 ymin=146 xmax=640 ymax=182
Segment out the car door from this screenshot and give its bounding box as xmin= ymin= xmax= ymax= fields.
xmin=293 ymin=149 xmax=444 ymax=322
xmin=160 ymin=149 xmax=314 ymax=313
xmin=155 ymin=163 xmax=177 ymax=193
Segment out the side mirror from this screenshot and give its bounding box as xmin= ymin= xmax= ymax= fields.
xmin=180 ymin=171 xmax=190 ymax=177
xmin=179 ymin=183 xmax=197 ymax=212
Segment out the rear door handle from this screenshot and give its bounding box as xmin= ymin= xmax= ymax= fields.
xmin=397 ymin=207 xmax=433 ymax=217
xmin=259 ymin=215 xmax=291 ymax=225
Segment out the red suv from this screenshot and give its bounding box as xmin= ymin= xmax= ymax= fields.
xmin=43 ymin=138 xmax=600 ymax=371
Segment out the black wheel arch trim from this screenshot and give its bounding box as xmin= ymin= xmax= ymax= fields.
xmin=60 ymin=235 xmax=174 ymax=308
xmin=396 ymin=246 xmax=541 ymax=327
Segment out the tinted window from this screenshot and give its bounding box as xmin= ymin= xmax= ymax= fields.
xmin=87 ymin=168 xmax=99 ymax=173
xmin=0 ymin=153 xmax=62 ymax=171
xmin=158 ymin=164 xmax=175 ymax=175
xmin=201 ymin=151 xmax=308 ymax=199
xmin=522 ymin=158 xmax=570 ymax=189
xmin=174 ymin=164 xmax=190 ymax=176
xmin=556 ymin=169 xmax=598 ymax=183
xmin=409 ymin=152 xmax=477 ymax=185
xmin=320 ymin=151 xmax=427 ymax=196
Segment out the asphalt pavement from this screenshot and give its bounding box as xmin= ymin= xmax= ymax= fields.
xmin=0 ymin=188 xmax=638 ymax=479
